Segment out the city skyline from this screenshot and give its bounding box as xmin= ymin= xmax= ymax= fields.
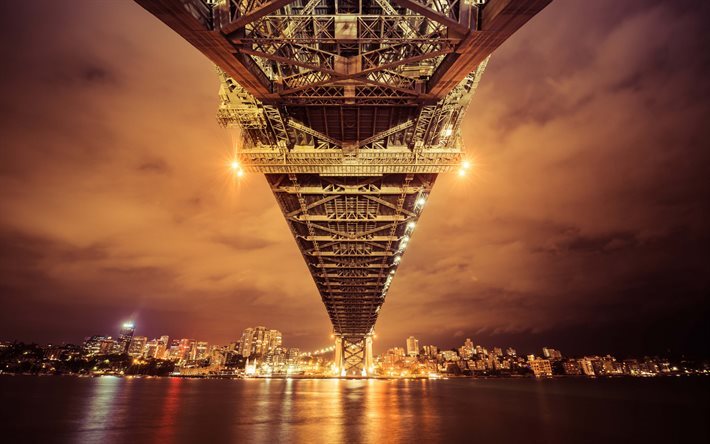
xmin=0 ymin=0 xmax=709 ymax=357
xmin=2 ymin=318 xmax=705 ymax=380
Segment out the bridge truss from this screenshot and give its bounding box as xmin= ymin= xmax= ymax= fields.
xmin=137 ymin=0 xmax=550 ymax=376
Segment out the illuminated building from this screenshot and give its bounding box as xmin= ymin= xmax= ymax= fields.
xmin=179 ymin=338 xmax=195 ymax=362
xmin=128 ymin=336 xmax=147 ymax=357
xmin=194 ymin=341 xmax=209 ymax=360
xmin=113 ymin=322 xmax=135 ymax=355
xmin=529 ymin=358 xmax=553 ymax=377
xmin=82 ymin=335 xmax=110 ymax=356
xmin=288 ymin=348 xmax=301 ymax=365
xmin=99 ymin=338 xmax=115 ymax=355
xmin=542 ymin=347 xmax=563 ymax=360
xmin=239 ymin=327 xmax=284 ymax=358
xmin=156 ymin=335 xmax=170 ymax=359
xmin=422 ymin=345 xmax=439 ymax=358
xmin=562 ymin=360 xmax=582 ymax=375
xmin=406 ymin=336 xmax=419 ymax=357
xmin=460 ymin=339 xmax=474 ymax=359
xmin=579 ymin=358 xmax=595 ymax=376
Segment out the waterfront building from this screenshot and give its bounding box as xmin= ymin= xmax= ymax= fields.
xmin=543 ymin=347 xmax=563 ymax=360
xmin=579 ymin=359 xmax=595 ymax=376
xmin=406 ymin=336 xmax=419 ymax=357
xmin=113 ymin=322 xmax=135 ymax=354
xmin=128 ymin=336 xmax=147 ymax=357
xmin=529 ymin=358 xmax=553 ymax=377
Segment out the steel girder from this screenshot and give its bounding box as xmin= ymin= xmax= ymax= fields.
xmin=269 ymin=173 xmax=433 ymax=336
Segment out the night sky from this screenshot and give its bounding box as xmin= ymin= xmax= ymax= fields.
xmin=1 ymin=0 xmax=708 ymax=357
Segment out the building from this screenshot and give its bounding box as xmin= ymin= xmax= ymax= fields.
xmin=128 ymin=336 xmax=147 ymax=357
xmin=542 ymin=347 xmax=563 ymax=360
xmin=460 ymin=339 xmax=474 ymax=359
xmin=239 ymin=327 xmax=283 ymax=358
xmin=193 ymin=341 xmax=209 ymax=360
xmin=406 ymin=336 xmax=419 ymax=357
xmin=83 ymin=335 xmax=110 ymax=356
xmin=113 ymin=322 xmax=135 ymax=355
xmin=156 ymin=335 xmax=169 ymax=359
xmin=178 ymin=339 xmax=195 ymax=362
xmin=579 ymin=358 xmax=595 ymax=376
xmin=529 ymin=358 xmax=553 ymax=377
xmin=422 ymin=345 xmax=438 ymax=358
xmin=562 ymin=360 xmax=582 ymax=375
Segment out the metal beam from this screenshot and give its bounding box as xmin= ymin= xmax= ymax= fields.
xmin=389 ymin=0 xmax=471 ymax=35
xmin=221 ymin=0 xmax=298 ymax=35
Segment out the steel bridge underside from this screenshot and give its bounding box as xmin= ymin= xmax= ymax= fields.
xmin=268 ymin=173 xmax=434 ymax=336
xmin=135 ymin=0 xmax=551 ymax=376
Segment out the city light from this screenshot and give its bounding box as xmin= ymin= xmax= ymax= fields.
xmin=2 ymin=323 xmax=700 ymax=380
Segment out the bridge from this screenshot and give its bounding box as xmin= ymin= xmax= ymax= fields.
xmin=136 ymin=0 xmax=551 ymax=376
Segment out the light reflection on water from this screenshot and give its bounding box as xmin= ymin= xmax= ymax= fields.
xmin=0 ymin=376 xmax=707 ymax=443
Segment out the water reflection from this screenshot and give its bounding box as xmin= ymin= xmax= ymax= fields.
xmin=78 ymin=376 xmax=122 ymax=442
xmin=5 ymin=377 xmax=701 ymax=443
xmin=155 ymin=377 xmax=184 ymax=443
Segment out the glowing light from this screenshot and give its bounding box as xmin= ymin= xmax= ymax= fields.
xmin=122 ymin=322 xmax=134 ymax=328
xmin=236 ymin=169 xmax=244 ymax=177
xmin=462 ymin=160 xmax=471 ymax=169
xmin=416 ymin=197 xmax=426 ymax=207
xmin=407 ymin=221 xmax=416 ymax=229
xmin=458 ymin=168 xmax=466 ymax=177
xmin=442 ymin=127 xmax=453 ymax=137
xmin=394 ymin=255 xmax=401 ymax=263
xmin=230 ymin=160 xmax=239 ymax=170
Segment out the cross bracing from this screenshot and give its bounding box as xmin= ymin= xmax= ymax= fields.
xmin=136 ymin=0 xmax=552 ymax=374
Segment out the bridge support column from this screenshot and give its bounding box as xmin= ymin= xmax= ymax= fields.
xmin=334 ymin=334 xmax=374 ymax=377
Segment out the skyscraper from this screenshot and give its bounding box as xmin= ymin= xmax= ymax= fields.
xmin=114 ymin=322 xmax=135 ymax=354
xmin=406 ymin=336 xmax=419 ymax=357
xmin=239 ymin=327 xmax=283 ymax=358
xmin=128 ymin=336 xmax=147 ymax=357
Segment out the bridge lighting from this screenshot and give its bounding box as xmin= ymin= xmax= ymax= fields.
xmin=407 ymin=221 xmax=416 ymax=230
xmin=462 ymin=160 xmax=471 ymax=169
xmin=394 ymin=255 xmax=401 ymax=263
xmin=458 ymin=168 xmax=466 ymax=177
xmin=442 ymin=126 xmax=453 ymax=137
xmin=230 ymin=160 xmax=239 ymax=170
xmin=416 ymin=197 xmax=426 ymax=207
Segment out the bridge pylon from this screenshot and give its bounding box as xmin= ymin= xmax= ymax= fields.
xmin=334 ymin=334 xmax=374 ymax=377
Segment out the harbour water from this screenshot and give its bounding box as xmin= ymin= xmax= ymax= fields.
xmin=0 ymin=376 xmax=707 ymax=443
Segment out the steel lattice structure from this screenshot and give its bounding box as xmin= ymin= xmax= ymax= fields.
xmin=136 ymin=0 xmax=550 ymax=376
